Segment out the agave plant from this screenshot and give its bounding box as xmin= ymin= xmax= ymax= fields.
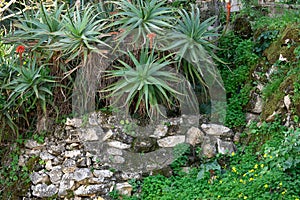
xmin=111 ymin=0 xmax=172 ymax=44
xmin=163 ymin=4 xmax=222 ymax=86
xmin=103 ymin=47 xmax=187 ymax=119
xmin=9 ymin=2 xmax=65 ymax=51
xmin=2 ymin=58 xmax=56 ymax=114
xmin=50 ymin=4 xmax=111 ymax=64
xmin=0 ymin=60 xmax=18 ymax=140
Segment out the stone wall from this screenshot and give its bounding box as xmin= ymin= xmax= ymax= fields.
xmin=19 ymin=111 xmax=237 ymax=199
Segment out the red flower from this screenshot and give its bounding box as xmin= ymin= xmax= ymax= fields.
xmin=226 ymin=2 xmax=231 ymax=23
xmin=16 ymin=45 xmax=25 ymax=67
xmin=147 ymin=33 xmax=156 ymax=40
xmin=147 ymin=33 xmax=156 ymax=48
xmin=16 ymin=45 xmax=25 ymax=53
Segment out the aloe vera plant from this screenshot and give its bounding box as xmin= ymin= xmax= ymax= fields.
xmin=163 ymin=5 xmax=222 ymax=86
xmin=111 ymin=0 xmax=172 ymax=44
xmin=103 ymin=47 xmax=189 ymax=119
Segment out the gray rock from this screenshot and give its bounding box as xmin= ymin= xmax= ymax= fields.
xmin=18 ymin=155 xmax=26 ymax=166
xmin=119 ymin=172 xmax=141 ymax=181
xmin=167 ymin=125 xmax=180 ymax=135
xmin=74 ymin=185 xmax=105 ymax=196
xmin=45 ymin=160 xmax=52 ymax=171
xmin=113 ymin=132 xmax=134 ymax=144
xmin=48 ymin=166 xmax=63 ymax=184
xmin=111 ymin=155 xmax=125 ymax=164
xmin=256 ymin=83 xmax=264 ymax=92
xmin=25 ymin=139 xmax=44 ymax=149
xmin=102 ymin=130 xmax=114 ymax=142
xmin=64 ymin=150 xmax=81 ymax=158
xmin=86 ymin=152 xmax=93 ymax=157
xmin=65 ymin=130 xmax=81 ymax=143
xmin=233 ymin=132 xmax=241 ymax=143
xmin=58 ymin=173 xmax=75 ymax=196
xmin=150 ymin=125 xmax=168 ymax=138
xmin=202 ymin=143 xmax=216 ymax=158
xmin=25 ymin=149 xmax=41 ymax=156
xmin=40 ymin=151 xmax=55 ymax=160
xmin=132 ymin=137 xmax=157 ymax=153
xmin=71 ymin=142 xmax=80 ymax=147
xmin=32 ymin=184 xmax=58 ymax=198
xmin=157 ymin=136 xmax=185 ymax=147
xmin=65 ymin=117 xmax=82 ymax=128
xmin=93 ymin=170 xmax=113 ymax=178
xmin=252 ymin=96 xmax=263 ymax=114
xmin=284 ymin=95 xmax=291 ymax=111
xmin=182 ymin=114 xmax=199 ymax=125
xmin=116 ymin=182 xmax=133 ymax=196
xmin=217 ymin=138 xmax=235 ymax=154
xmin=266 ymin=111 xmax=278 ymax=122
xmin=201 ymin=124 xmax=232 ymax=138
xmin=78 ymin=128 xmax=102 ymax=141
xmin=77 ymin=157 xmax=87 ymax=167
xmin=52 ymin=157 xmax=61 ymax=166
xmin=48 ymin=144 xmax=65 ymax=156
xmin=73 ymin=168 xmax=92 ymax=182
xmin=86 ymin=157 xmax=92 ymax=166
xmin=30 ymin=172 xmax=49 ymax=185
xmin=107 ymin=148 xmax=123 ymax=156
xmin=246 ymin=113 xmax=260 ymax=126
xmin=107 ymin=141 xmax=131 ymax=149
xmin=88 ymin=177 xmax=105 ymax=184
xmin=185 ymin=127 xmax=204 ymax=146
xmin=62 ymin=159 xmax=76 ymax=173
xmin=89 ymin=116 xmax=99 ymax=126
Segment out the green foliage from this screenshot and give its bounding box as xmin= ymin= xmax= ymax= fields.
xmin=163 ymin=5 xmax=221 ymax=87
xmin=254 ymin=30 xmax=279 ymax=55
xmin=217 ymin=32 xmax=258 ymax=128
xmin=12 ymin=2 xmax=65 ymax=51
xmin=263 ymin=76 xmax=284 ymax=100
xmin=0 ymin=143 xmax=31 ymax=199
xmin=197 ymin=160 xmax=221 ymax=180
xmin=140 ymin=175 xmax=172 ymax=200
xmin=168 ymin=0 xmax=197 ymax=9
xmin=9 ymin=2 xmax=110 ymax=64
xmin=293 ymin=73 xmax=300 ymax=105
xmin=112 ymin=0 xmax=172 ymax=43
xmin=50 ymin=4 xmax=110 ymax=63
xmin=104 ymin=48 xmax=190 ymax=119
xmin=2 ymin=59 xmax=56 ymax=113
xmin=0 ymin=46 xmax=18 ymax=138
xmin=121 ymin=122 xmax=299 ymax=200
xmin=264 ymin=128 xmax=300 ymax=172
xmin=253 ymin=10 xmax=300 ymax=31
xmin=170 ymin=143 xmax=190 ymax=174
xmin=294 ymin=45 xmax=300 ymax=60
xmin=120 ymin=119 xmax=136 ymax=136
xmin=225 ymin=84 xmax=252 ymax=128
xmin=164 ymin=4 xmax=220 ymax=63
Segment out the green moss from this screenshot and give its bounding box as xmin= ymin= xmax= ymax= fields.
xmin=25 ymin=156 xmax=40 ymax=171
xmin=263 ymin=26 xmax=300 ymax=64
xmin=262 ymin=75 xmax=296 ymax=120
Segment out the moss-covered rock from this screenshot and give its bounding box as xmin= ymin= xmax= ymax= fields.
xmin=233 ymin=15 xmax=253 ymax=39
xmin=263 ymin=26 xmax=300 ymax=64
xmin=261 ymin=74 xmax=296 ymax=120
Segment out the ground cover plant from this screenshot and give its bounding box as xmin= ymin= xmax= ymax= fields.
xmin=109 ymin=4 xmax=300 ymax=200
xmin=114 ymin=122 xmax=299 ymax=200
xmin=0 ymin=0 xmax=300 ymax=199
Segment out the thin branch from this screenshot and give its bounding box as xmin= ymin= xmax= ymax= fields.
xmin=0 ymin=0 xmax=16 ymax=13
xmin=0 ymin=6 xmax=31 ymax=21
xmin=0 ymin=2 xmax=55 ymax=22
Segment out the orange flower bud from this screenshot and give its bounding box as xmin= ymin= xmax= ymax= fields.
xmin=16 ymin=45 xmax=25 ymax=53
